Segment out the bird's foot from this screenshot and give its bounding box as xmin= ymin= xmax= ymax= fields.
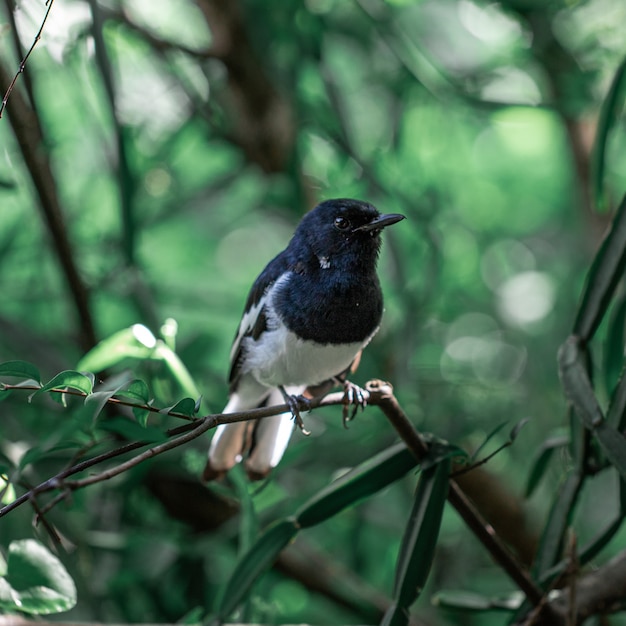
xmin=341 ymin=380 xmax=368 ymax=428
xmin=279 ymin=387 xmax=312 ymax=435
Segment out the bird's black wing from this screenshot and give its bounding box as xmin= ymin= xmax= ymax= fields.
xmin=228 ymin=250 xmax=293 ymax=391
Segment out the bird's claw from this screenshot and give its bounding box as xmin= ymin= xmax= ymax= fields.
xmin=342 ymin=381 xmax=368 ymax=428
xmin=282 ymin=392 xmax=312 ymax=436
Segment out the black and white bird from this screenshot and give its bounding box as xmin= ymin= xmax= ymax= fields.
xmin=203 ymin=198 xmax=405 ymax=481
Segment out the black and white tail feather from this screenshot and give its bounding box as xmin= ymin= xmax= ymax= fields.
xmin=203 ymin=198 xmax=405 ymax=481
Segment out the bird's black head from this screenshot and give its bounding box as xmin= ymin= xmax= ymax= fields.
xmin=292 ymin=198 xmax=405 ymax=271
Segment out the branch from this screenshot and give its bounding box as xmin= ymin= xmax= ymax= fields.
xmin=0 ymin=388 xmax=356 ymax=519
xmin=367 ymin=380 xmax=549 ymax=611
xmin=0 ymin=0 xmax=55 ymax=118
xmin=0 ymin=56 xmax=97 ymax=351
xmin=194 ymin=0 xmax=295 ymax=173
xmin=519 ymin=550 xmax=626 ymax=625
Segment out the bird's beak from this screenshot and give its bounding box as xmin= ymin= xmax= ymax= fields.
xmin=354 ymin=213 xmax=406 ymax=233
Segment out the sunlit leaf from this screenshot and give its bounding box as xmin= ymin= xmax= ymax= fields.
xmin=215 ymin=519 xmax=298 ymax=621
xmin=160 ymin=317 xmax=178 ymax=350
xmin=0 ymin=360 xmax=41 ymax=383
xmin=38 ymin=371 xmax=94 ymax=396
xmin=0 ymin=475 xmax=15 ymax=505
xmin=0 ymin=539 xmax=76 ymax=614
xmin=76 ymin=326 xmax=154 ymax=372
xmin=295 ymin=443 xmax=418 ymax=528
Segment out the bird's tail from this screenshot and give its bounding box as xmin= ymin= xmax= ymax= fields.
xmin=202 ymin=386 xmax=303 ymax=481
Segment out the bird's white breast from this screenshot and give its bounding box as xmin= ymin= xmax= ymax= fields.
xmin=241 ymin=322 xmax=371 ymax=387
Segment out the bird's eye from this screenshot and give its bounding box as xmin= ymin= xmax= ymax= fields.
xmin=334 ymin=216 xmax=351 ymax=230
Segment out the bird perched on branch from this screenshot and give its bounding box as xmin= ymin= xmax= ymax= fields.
xmin=203 ymin=198 xmax=405 ymax=481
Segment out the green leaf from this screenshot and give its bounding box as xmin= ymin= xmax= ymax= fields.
xmin=113 ymin=379 xmax=151 ymax=425
xmin=533 ymin=472 xmax=583 ymax=579
xmin=470 ymin=420 xmax=510 ymax=463
xmin=558 ymin=337 xmax=604 ymax=430
xmin=0 ymin=360 xmax=41 ymax=383
xmin=525 ymin=435 xmax=569 ymax=498
xmin=0 ymin=539 xmax=76 ymax=614
xmin=216 ymin=519 xmax=298 ymax=621
xmin=160 ymin=397 xmax=197 ymax=418
xmin=559 ymin=337 xmax=626 ymax=479
xmin=83 ymin=389 xmax=119 ymax=424
xmin=393 ymin=457 xmax=450 ymax=608
xmin=76 ymin=325 xmax=155 ymax=372
xmin=38 ymin=370 xmax=94 ymax=396
xmin=593 ymin=421 xmax=626 ymax=478
xmin=114 ymin=378 xmax=150 ymax=404
xmin=578 ymin=515 xmax=624 ymax=567
xmin=572 ymin=193 xmax=626 ymax=341
xmin=18 ymin=441 xmax=88 ymax=471
xmin=591 ymin=55 xmax=626 ymax=212
xmin=295 ymin=443 xmax=419 ymax=528
xmin=0 ymin=475 xmax=15 ymax=505
xmin=509 ymin=418 xmax=530 ymax=441
xmin=603 ymin=294 xmax=626 ymax=397
xmin=607 ymin=366 xmax=626 ymax=430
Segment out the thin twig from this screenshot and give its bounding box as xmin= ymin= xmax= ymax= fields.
xmin=0 ymin=0 xmax=55 ymax=118
xmin=0 ymin=389 xmax=351 ymax=519
xmin=1 ymin=383 xmax=199 ymax=421
xmin=450 ymin=440 xmax=513 ymax=478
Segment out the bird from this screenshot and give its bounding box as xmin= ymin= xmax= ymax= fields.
xmin=203 ymin=198 xmax=405 ymax=481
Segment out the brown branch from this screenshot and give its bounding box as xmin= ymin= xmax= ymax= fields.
xmin=366 ymin=380 xmax=549 ymax=611
xmin=277 ymin=540 xmax=430 ymax=626
xmin=0 ymin=57 xmax=97 ymax=351
xmin=0 ymin=388 xmax=357 ymax=519
xmin=194 ymin=0 xmax=295 ymax=173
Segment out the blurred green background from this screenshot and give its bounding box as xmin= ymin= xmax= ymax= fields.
xmin=1 ymin=0 xmax=626 ymax=624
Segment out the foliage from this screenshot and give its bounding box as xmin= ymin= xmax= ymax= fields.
xmin=0 ymin=539 xmax=76 ymax=615
xmin=1 ymin=0 xmax=626 ymax=625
